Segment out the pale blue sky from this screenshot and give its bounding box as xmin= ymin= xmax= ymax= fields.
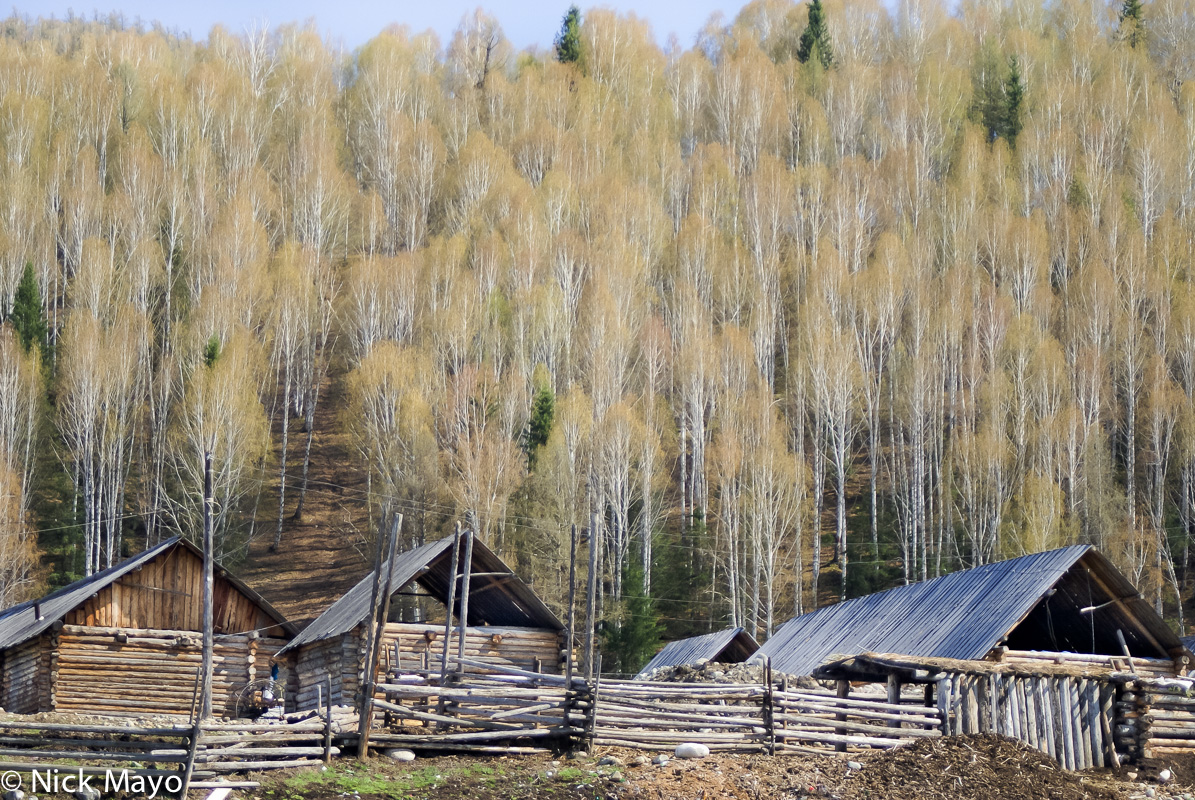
xmin=16 ymin=0 xmax=746 ymax=52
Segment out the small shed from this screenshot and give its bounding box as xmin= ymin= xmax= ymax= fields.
xmin=279 ymin=532 xmax=565 ymax=712
xmin=0 ymin=537 xmax=296 ymax=717
xmin=754 ymin=545 xmax=1188 ymax=676
xmin=634 ymin=627 xmax=760 ymax=679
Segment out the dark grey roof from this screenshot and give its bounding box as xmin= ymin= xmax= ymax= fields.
xmin=753 ymin=545 xmax=1184 ymax=676
xmin=0 ymin=537 xmax=295 ymax=650
xmin=278 ymin=533 xmax=563 ymax=655
xmin=635 ymin=627 xmax=760 ymax=679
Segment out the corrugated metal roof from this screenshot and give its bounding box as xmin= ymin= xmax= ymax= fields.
xmin=278 ymin=532 xmax=562 ymax=655
xmin=635 ymin=627 xmax=760 ymax=678
xmin=752 ymin=545 xmax=1183 ymax=676
xmin=0 ymin=537 xmax=296 ymax=650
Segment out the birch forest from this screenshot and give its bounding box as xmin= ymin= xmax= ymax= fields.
xmin=2 ymin=0 xmax=1195 ymax=654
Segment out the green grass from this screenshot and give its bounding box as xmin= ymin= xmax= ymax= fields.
xmin=265 ymin=761 xmax=509 ymax=800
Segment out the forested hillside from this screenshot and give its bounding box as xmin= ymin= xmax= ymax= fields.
xmin=1 ymin=0 xmax=1194 ymax=665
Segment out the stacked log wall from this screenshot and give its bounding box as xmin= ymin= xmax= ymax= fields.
xmin=1 ymin=634 xmax=47 ymax=713
xmin=377 ymin=623 xmax=564 ymax=677
xmin=293 ymin=635 xmax=350 ymax=712
xmin=50 ymin=625 xmax=291 ymax=717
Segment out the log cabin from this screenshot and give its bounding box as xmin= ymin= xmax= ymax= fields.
xmin=278 ymin=531 xmax=566 ymax=712
xmin=0 ymin=537 xmax=297 ymax=717
xmin=754 ymin=545 xmax=1189 ymax=677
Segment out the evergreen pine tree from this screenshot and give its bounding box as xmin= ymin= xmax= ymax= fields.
xmin=555 ymin=6 xmax=582 ymax=65
xmin=972 ymin=43 xmax=1004 ymax=143
xmin=203 ymin=335 xmax=221 ymax=368
xmin=600 ymin=561 xmax=663 ymax=676
xmin=1002 ymin=55 xmax=1025 ymax=146
xmin=1120 ymin=0 xmax=1146 ymax=48
xmin=9 ymin=262 xmax=46 ymax=355
xmin=796 ymin=0 xmax=834 ymax=69
xmin=525 ymin=379 xmax=555 ymax=470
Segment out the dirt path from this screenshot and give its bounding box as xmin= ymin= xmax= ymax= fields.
xmin=238 ymin=369 xmax=372 ymax=627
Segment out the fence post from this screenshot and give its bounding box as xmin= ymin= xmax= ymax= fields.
xmin=763 ymin=656 xmax=775 ymax=755
xmin=887 ymin=674 xmax=902 ymax=729
xmin=179 ymin=667 xmax=203 ymax=798
xmin=324 ymin=674 xmax=334 ymax=764
xmin=585 ymin=654 xmax=602 ymax=752
xmin=835 ymin=679 xmax=850 ymax=753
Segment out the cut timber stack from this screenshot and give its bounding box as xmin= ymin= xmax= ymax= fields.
xmin=1133 ymin=677 xmax=1195 ymax=758
xmin=53 ymin=625 xmax=291 ymax=717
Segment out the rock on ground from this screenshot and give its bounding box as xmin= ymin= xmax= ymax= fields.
xmin=674 ymin=743 xmax=710 ymax=759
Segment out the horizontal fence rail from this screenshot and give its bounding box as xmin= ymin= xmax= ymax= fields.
xmin=366 ymin=659 xmax=943 ymax=755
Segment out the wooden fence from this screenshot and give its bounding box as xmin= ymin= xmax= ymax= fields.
xmin=363 ymin=659 xmax=941 ymax=756
xmin=936 ymin=671 xmax=1116 ymax=769
xmin=0 ymin=709 xmax=346 ymax=792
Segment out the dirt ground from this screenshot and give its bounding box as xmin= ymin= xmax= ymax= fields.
xmin=247 ymin=735 xmax=1195 ymax=800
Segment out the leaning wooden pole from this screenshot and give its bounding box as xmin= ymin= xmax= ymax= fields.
xmin=584 ymin=512 xmax=598 ymax=682
xmin=566 ymin=523 xmax=577 ymax=685
xmin=201 ymin=451 xmax=214 ymax=719
xmin=455 ymin=527 xmax=475 ymax=672
xmin=179 ymin=666 xmax=203 ymax=798
xmin=358 ymin=512 xmax=401 ymax=760
xmin=439 ymin=522 xmax=462 ymax=685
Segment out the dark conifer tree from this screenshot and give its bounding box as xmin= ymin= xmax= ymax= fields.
xmin=796 ymin=0 xmax=834 ymax=69
xmin=1120 ymin=0 xmax=1146 ymax=47
xmin=525 ymin=381 xmax=555 ymax=470
xmin=9 ymin=262 xmax=46 ymax=355
xmin=555 ymin=6 xmax=582 ymax=64
xmin=1002 ymin=56 xmax=1025 ymax=146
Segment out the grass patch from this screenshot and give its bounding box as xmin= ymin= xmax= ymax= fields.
xmin=265 ymin=761 xmax=507 ymax=800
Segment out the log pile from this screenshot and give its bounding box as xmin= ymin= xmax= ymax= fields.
xmin=1132 ymin=676 xmax=1195 ymax=758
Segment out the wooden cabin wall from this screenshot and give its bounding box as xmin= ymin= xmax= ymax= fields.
xmin=51 ymin=625 xmax=292 ymax=717
xmin=63 ymin=546 xmax=280 ymax=635
xmin=293 ymin=635 xmax=353 ymax=712
xmin=1 ymin=633 xmax=50 ymax=714
xmin=376 ymin=623 xmax=565 ymax=677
